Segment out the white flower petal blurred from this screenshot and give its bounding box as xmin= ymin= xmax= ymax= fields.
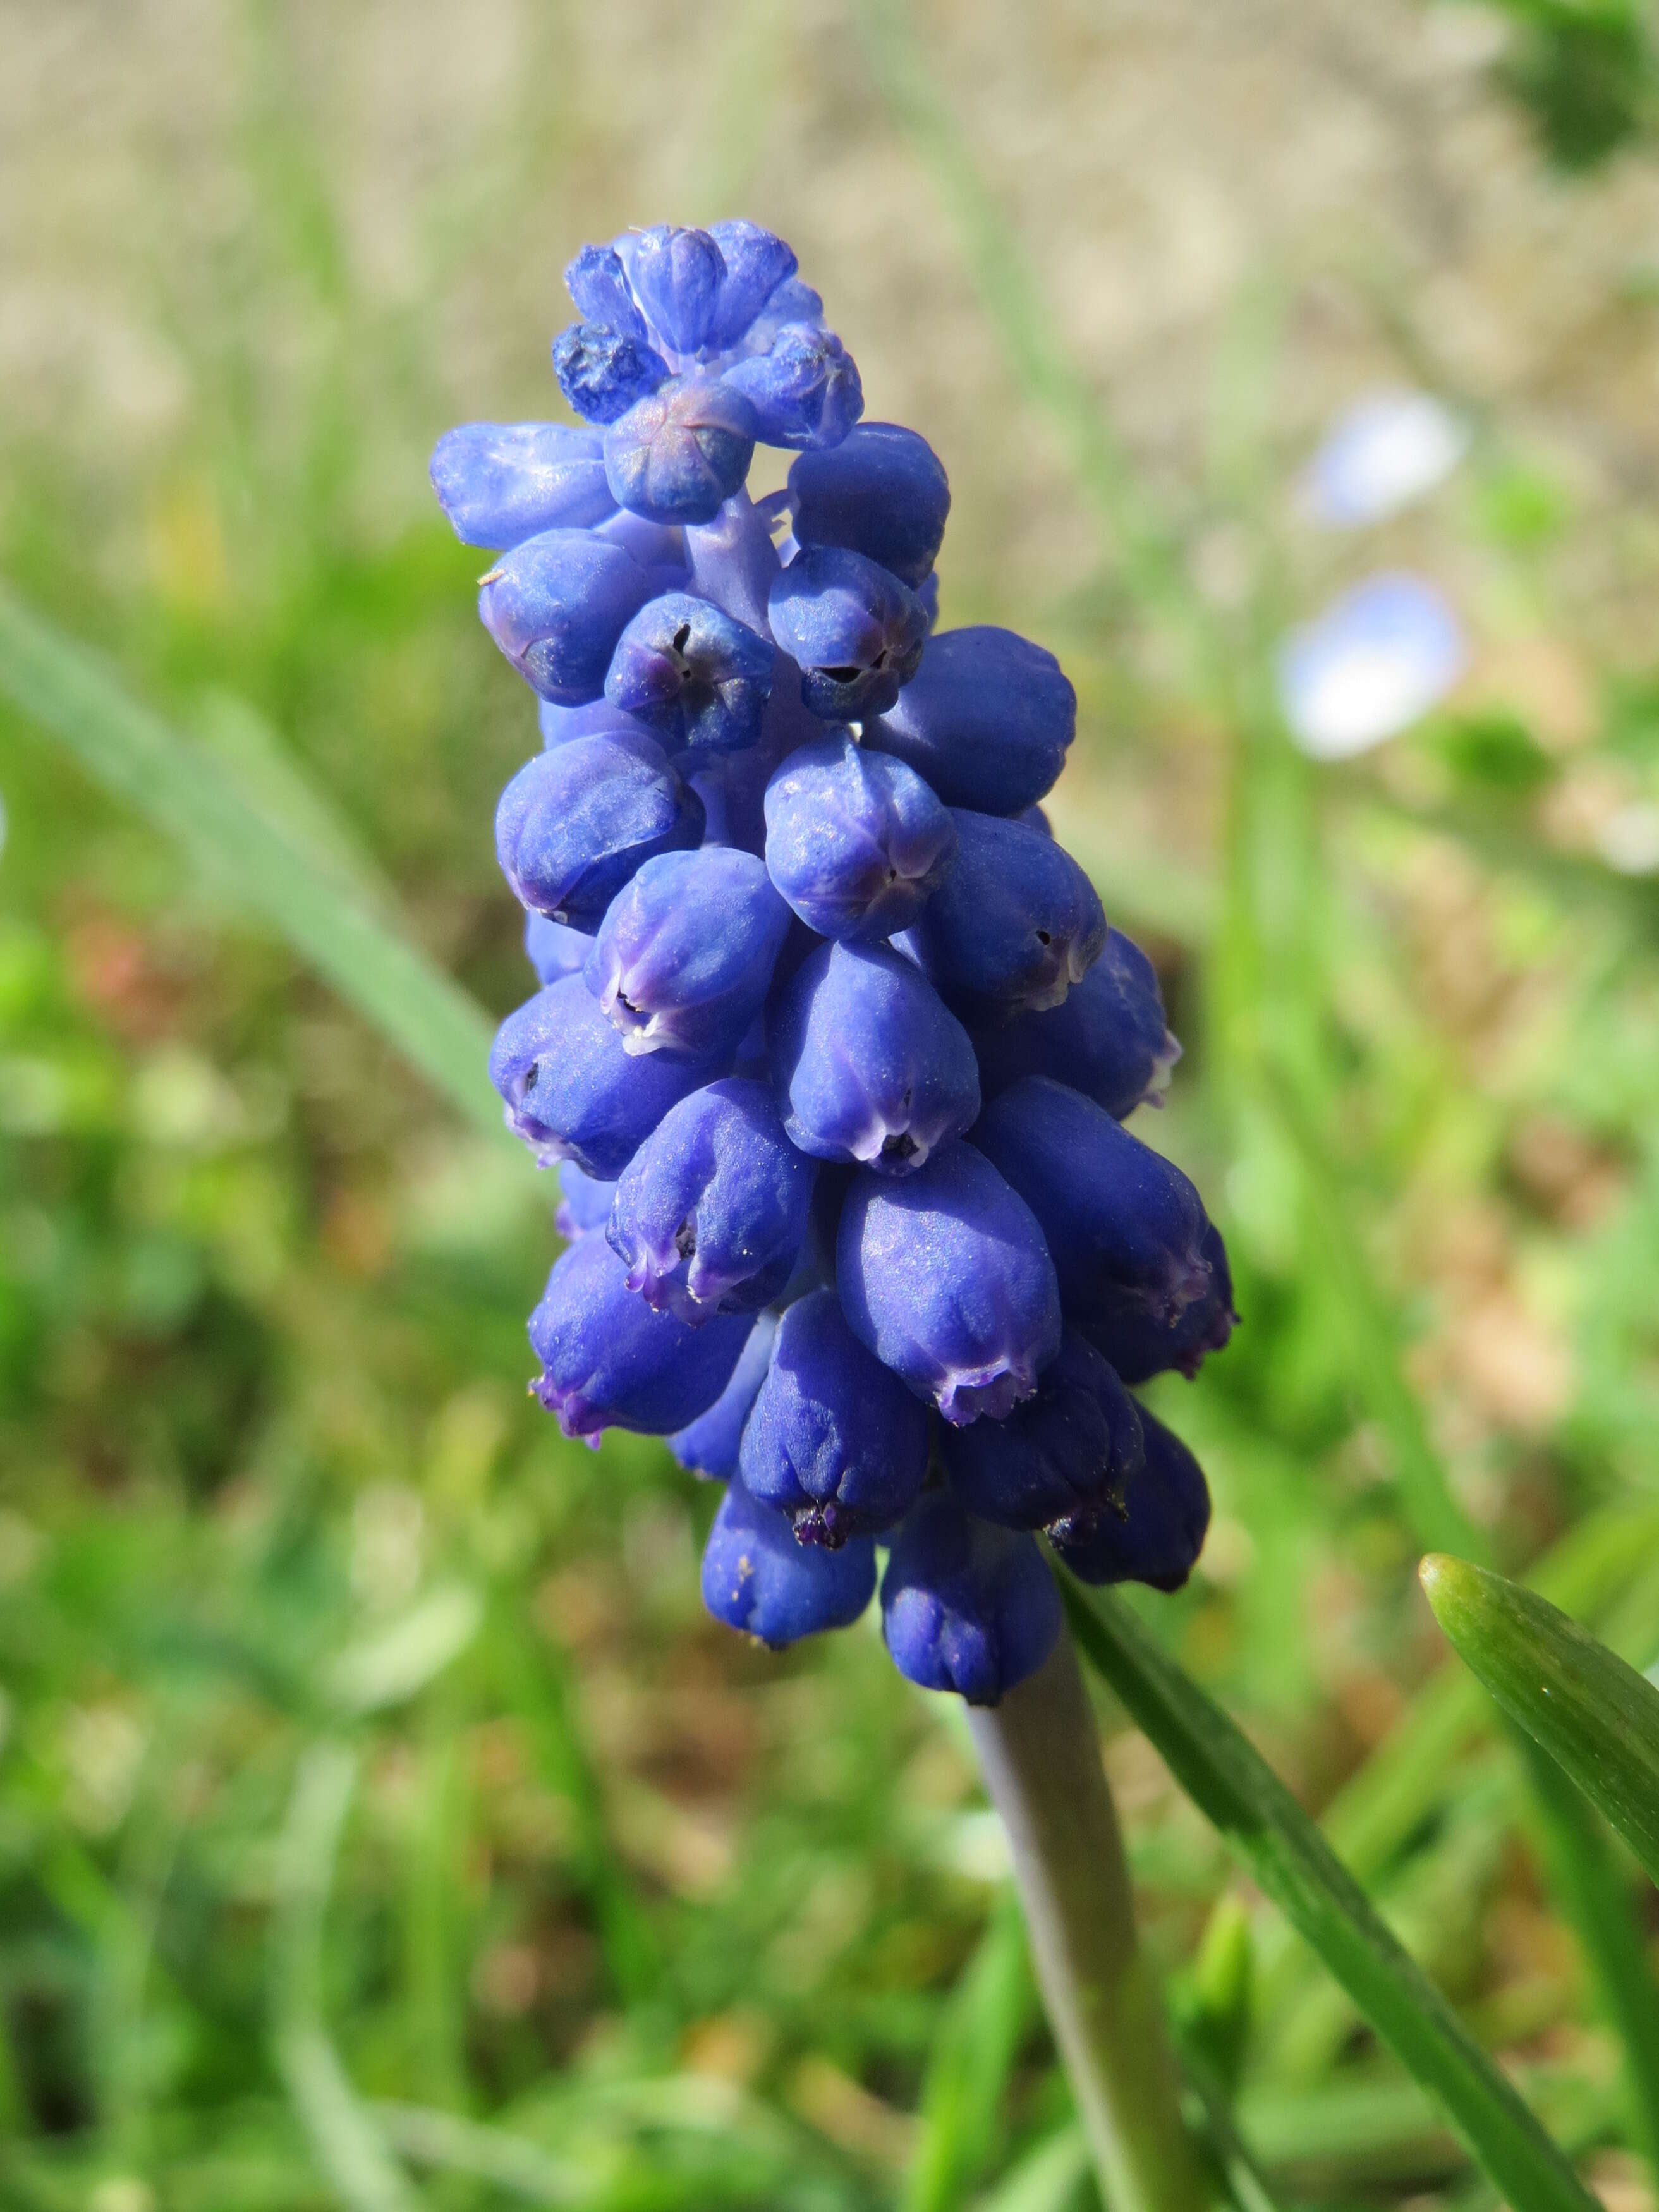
xmin=1300 ymin=389 xmax=1468 ymax=527
xmin=1279 ymin=573 xmax=1466 ymax=760
xmin=1596 ymin=802 xmax=1659 ymax=875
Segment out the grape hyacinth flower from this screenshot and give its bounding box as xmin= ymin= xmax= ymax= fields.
xmin=769 ymin=939 xmax=980 ymax=1172
xmin=440 ymin=216 xmax=1235 ymax=1713
xmin=607 ymin=1077 xmax=815 ymax=1319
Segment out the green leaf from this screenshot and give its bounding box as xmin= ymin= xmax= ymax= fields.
xmin=1420 ymin=1553 xmax=1659 ymax=1888
xmin=0 ymin=584 xmax=509 ymax=1148
xmin=1064 ymin=1584 xmax=1600 ymax=2212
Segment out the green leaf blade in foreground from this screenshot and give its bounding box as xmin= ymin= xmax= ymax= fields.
xmin=1062 ymin=1583 xmax=1600 ymax=2212
xmin=0 ymin=583 xmax=507 ymax=1146
xmin=1421 ymin=1552 xmax=1659 ymax=1887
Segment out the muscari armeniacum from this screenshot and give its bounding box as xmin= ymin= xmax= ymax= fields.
xmin=439 ymin=220 xmax=1236 ymax=1703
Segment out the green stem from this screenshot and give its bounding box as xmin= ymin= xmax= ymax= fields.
xmin=966 ymin=1627 xmax=1212 ymax=2212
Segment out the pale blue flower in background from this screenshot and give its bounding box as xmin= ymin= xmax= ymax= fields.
xmin=1279 ymin=573 xmax=1466 ymax=760
xmin=1299 ymin=389 xmax=1468 ymax=527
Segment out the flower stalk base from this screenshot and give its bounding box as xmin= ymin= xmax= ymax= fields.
xmin=967 ymin=1623 xmax=1211 ymax=2212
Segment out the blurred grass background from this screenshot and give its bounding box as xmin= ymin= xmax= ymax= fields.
xmin=7 ymin=1 xmax=1659 ymax=2206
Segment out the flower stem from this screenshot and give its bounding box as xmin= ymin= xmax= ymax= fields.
xmin=967 ymin=1624 xmax=1212 ymax=2212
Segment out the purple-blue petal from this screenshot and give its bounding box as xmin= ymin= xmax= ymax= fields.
xmin=971 ymin=929 xmax=1179 ymax=1121
xmin=971 ymin=1076 xmax=1214 ymax=1330
xmin=787 ymin=423 xmax=949 ymax=588
xmin=607 ymin=1077 xmax=815 ymax=1320
xmin=739 ymin=1289 xmax=930 ymax=1545
xmin=528 ymin=1233 xmax=751 ymax=1442
xmin=701 ymin=1474 xmax=876 ymax=1645
xmin=604 ymin=375 xmax=758 ymax=526
xmin=770 ymin=939 xmax=980 ymax=1174
xmin=494 ymin=731 xmax=703 ymax=927
xmin=767 ymin=545 xmax=927 ymax=720
xmin=896 ymin=810 xmax=1105 ymax=1023
xmin=489 ymin=976 xmax=727 ymax=1180
xmin=605 ymin=590 xmax=775 ymax=753
xmin=837 ymin=1142 xmax=1062 ymax=1426
xmin=585 ymin=845 xmax=793 ymax=1060
xmin=478 ymin=529 xmax=658 ymax=705
xmin=762 ymin=732 xmax=956 ymax=941
xmin=668 ymin=1311 xmax=778 ymax=1478
xmin=865 ymin=626 xmax=1074 ymax=815
xmin=1050 ymin=1407 xmax=1211 ymax=1591
xmin=940 ymin=1328 xmax=1143 ymax=1533
xmin=430 ymin=422 xmax=616 ymax=549
xmin=881 ymin=1493 xmax=1061 ymax=1704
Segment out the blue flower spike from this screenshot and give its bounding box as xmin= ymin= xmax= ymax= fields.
xmin=441 ymin=216 xmax=1232 ymax=1702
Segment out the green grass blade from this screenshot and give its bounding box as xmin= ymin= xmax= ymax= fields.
xmin=0 ymin=584 xmax=507 ymax=1145
xmin=487 ymin=1606 xmax=661 ymax=2008
xmin=902 ymin=1890 xmax=1034 ymax=2212
xmin=373 ymin=2102 xmax=586 ymax=2206
xmin=1253 ymin=1500 xmax=1659 ymax=2042
xmin=1512 ymin=1728 xmax=1659 ymax=2169
xmin=271 ymin=1741 xmax=424 ymax=2212
xmin=972 ymin=2124 xmax=1090 ymax=2212
xmin=1063 ymin=1585 xmax=1600 ymax=2212
xmin=1421 ymin=1555 xmax=1659 ymax=1888
xmin=1323 ymin=1503 xmax=1659 ymax=1893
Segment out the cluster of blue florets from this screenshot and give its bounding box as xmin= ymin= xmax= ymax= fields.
xmin=432 ymin=221 xmax=1236 ymax=1706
